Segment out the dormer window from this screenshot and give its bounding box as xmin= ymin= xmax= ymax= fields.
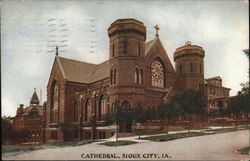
xmin=30 ymin=110 xmax=38 ymax=116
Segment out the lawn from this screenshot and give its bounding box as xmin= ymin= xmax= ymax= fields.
xmin=206 ymin=126 xmax=249 ymax=133
xmin=237 ymin=147 xmax=250 ymax=155
xmin=99 ymin=140 xmax=137 ymax=147
xmin=2 ymin=140 xmax=95 ymax=153
xmin=141 ymin=132 xmax=206 ymax=142
xmin=2 ymin=144 xmax=44 ymax=153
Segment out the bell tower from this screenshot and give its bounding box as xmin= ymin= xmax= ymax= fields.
xmin=174 ymin=41 xmax=205 ymax=92
xmin=108 ymin=18 xmax=146 ymax=58
xmin=108 ymin=18 xmax=146 ymax=107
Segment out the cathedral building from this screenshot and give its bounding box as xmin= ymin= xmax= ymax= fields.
xmin=45 ymin=18 xmax=230 ymax=142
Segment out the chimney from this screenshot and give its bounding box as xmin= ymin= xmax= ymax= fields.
xmin=20 ymin=104 xmax=24 ymax=108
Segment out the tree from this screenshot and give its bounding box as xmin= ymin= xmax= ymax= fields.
xmin=165 ymin=101 xmax=179 ymax=133
xmin=228 ymin=96 xmax=244 ymax=127
xmin=88 ymin=114 xmax=97 ymax=140
xmin=145 ymin=107 xmax=155 ymax=121
xmin=158 ymin=98 xmax=180 ymax=134
xmin=158 ymin=103 xmax=167 ymax=130
xmin=59 ymin=121 xmax=76 ymax=141
xmin=174 ymin=89 xmax=206 ymax=132
xmin=113 ymin=101 xmax=125 ymax=141
xmin=1 ymin=116 xmax=13 ymax=144
xmin=104 ymin=113 xmax=114 ymax=126
xmin=238 ymin=82 xmax=250 ymax=96
xmin=134 ymin=106 xmax=147 ymax=139
xmin=228 ymin=82 xmax=250 ymax=127
xmin=217 ymin=100 xmax=227 ymax=128
xmin=122 ymin=107 xmax=135 ymax=131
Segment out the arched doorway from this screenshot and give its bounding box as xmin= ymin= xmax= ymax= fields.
xmin=121 ymin=100 xmax=132 ymax=133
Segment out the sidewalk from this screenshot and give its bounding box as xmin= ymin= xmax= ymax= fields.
xmin=95 ymin=125 xmax=249 ymax=144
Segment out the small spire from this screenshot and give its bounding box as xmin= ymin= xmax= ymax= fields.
xmin=30 ymin=88 xmax=40 ymax=105
xmin=56 ymin=45 xmax=58 ymax=56
xmin=154 ymin=25 xmax=160 ymax=38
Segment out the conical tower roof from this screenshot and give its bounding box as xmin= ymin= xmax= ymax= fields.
xmin=30 ymin=88 xmax=40 ymax=105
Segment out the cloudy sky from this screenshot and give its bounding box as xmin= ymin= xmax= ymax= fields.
xmin=1 ymin=0 xmax=249 ymax=117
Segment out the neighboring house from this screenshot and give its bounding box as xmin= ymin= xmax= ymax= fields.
xmin=204 ymin=76 xmax=230 ymax=113
xmin=13 ymin=89 xmax=46 ymax=144
xmin=45 ymin=18 xmax=230 ymax=143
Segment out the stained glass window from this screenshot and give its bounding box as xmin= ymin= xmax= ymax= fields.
xmin=151 ymin=60 xmax=164 ymax=87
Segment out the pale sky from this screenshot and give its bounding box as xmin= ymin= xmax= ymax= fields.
xmin=1 ymin=0 xmax=249 ymax=117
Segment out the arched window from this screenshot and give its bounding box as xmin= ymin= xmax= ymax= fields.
xmin=112 ymin=44 xmax=115 ymax=57
xmin=200 ymin=64 xmax=202 ymax=73
xmin=110 ymin=70 xmax=113 ymax=85
xmin=84 ymin=98 xmax=91 ymax=122
xmin=50 ymin=80 xmax=59 ymax=123
xmin=73 ymin=101 xmax=78 ymax=122
xmin=135 ymin=68 xmax=139 ymax=84
xmin=113 ymin=69 xmax=117 ymax=84
xmin=123 ymin=40 xmax=128 ymax=54
xmin=190 ymin=62 xmax=193 ymax=72
xmin=51 ymin=81 xmax=59 ymax=110
xmin=121 ymin=100 xmax=131 ymax=108
xmin=98 ymin=95 xmax=106 ymax=120
xmin=151 ymin=59 xmax=164 ymax=87
xmin=179 ymin=65 xmax=182 ymax=74
xmin=140 ymin=69 xmax=143 ymax=84
xmin=29 ymin=109 xmax=38 ymax=116
xmin=137 ymin=43 xmax=140 ymax=56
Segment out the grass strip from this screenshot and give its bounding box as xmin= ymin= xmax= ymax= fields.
xmin=206 ymin=127 xmax=249 ymax=133
xmin=2 ymin=140 xmax=95 ymax=153
xmin=99 ymin=140 xmax=137 ymax=147
xmin=141 ymin=132 xmax=206 ymax=142
xmin=2 ymin=145 xmax=43 ymax=153
xmin=237 ymin=147 xmax=250 ymax=155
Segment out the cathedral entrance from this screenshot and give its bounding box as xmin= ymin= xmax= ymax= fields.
xmin=119 ymin=100 xmax=133 ymax=133
xmin=125 ymin=121 xmax=132 ymax=133
xmin=119 ymin=121 xmax=132 ymax=133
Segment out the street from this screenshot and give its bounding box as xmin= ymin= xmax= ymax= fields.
xmin=2 ymin=130 xmax=250 ymax=160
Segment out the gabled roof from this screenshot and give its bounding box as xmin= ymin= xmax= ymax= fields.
xmin=145 ymin=37 xmax=176 ymax=74
xmin=204 ymin=76 xmax=230 ymax=90
xmin=56 ymin=56 xmax=109 ymax=84
xmin=145 ymin=38 xmax=157 ymax=55
xmin=22 ymin=106 xmax=44 ymax=116
xmin=205 ymin=76 xmax=222 ymax=81
xmin=16 ymin=105 xmax=44 ymax=117
xmin=30 ymin=91 xmax=39 ymax=105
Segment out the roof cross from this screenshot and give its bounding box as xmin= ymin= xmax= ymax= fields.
xmin=154 ymin=24 xmax=160 ymax=37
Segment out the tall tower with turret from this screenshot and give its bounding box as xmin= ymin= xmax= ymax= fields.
xmin=174 ymin=41 xmax=205 ymax=92
xmin=108 ymin=18 xmax=146 ymax=108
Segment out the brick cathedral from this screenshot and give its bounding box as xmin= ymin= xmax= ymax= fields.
xmin=41 ymin=18 xmax=230 ymax=142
